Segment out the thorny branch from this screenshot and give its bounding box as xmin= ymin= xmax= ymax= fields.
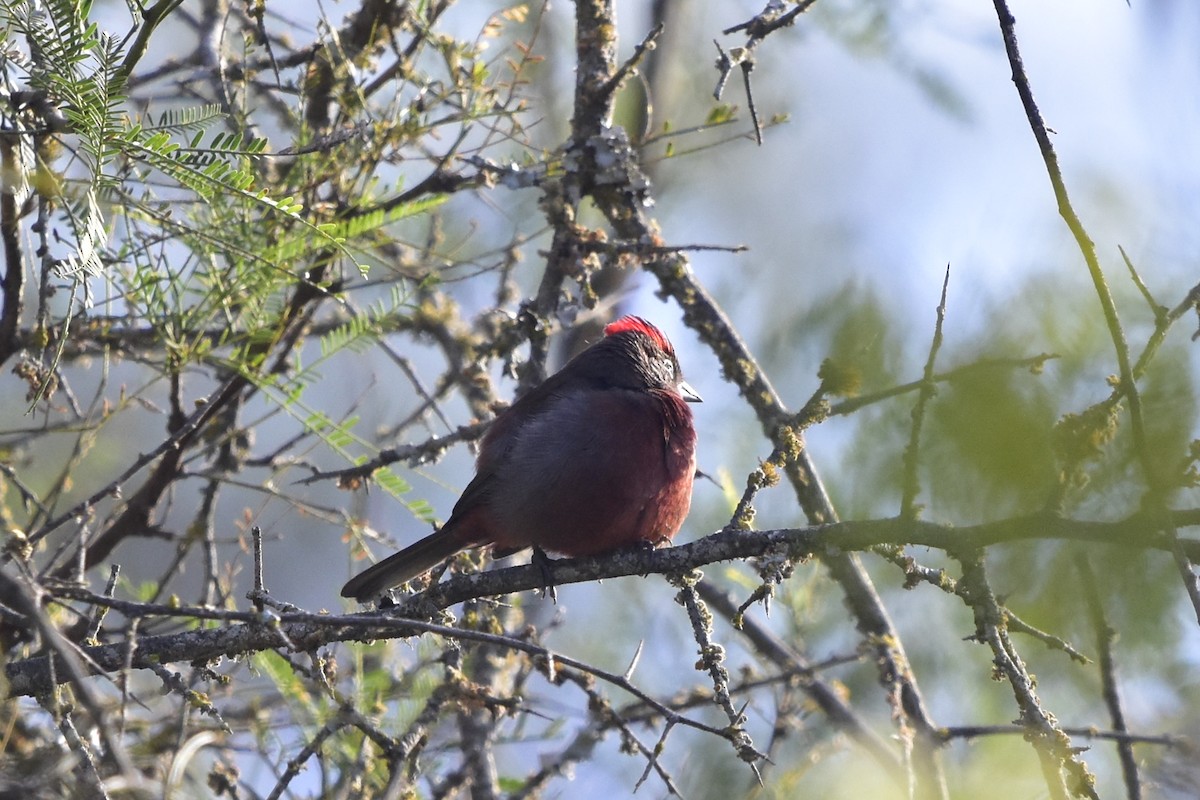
xmin=713 ymin=0 xmax=819 ymax=144
xmin=957 ymin=550 xmax=1098 ymax=800
xmin=991 ymin=0 xmax=1200 ymax=626
xmin=13 ymin=507 xmax=1200 ymax=698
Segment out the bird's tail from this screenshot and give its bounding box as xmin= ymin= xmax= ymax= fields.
xmin=341 ymin=530 xmax=467 ymax=601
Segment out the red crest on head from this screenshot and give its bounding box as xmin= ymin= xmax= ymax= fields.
xmin=603 ymin=316 xmax=673 ymax=354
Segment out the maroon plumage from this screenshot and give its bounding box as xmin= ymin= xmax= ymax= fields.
xmin=341 ymin=316 xmax=700 ymax=601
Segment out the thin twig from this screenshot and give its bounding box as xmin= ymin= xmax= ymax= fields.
xmin=0 ymin=135 xmax=25 ymax=366
xmin=83 ymin=564 xmax=120 ymax=644
xmin=830 ymin=353 xmax=1057 ymax=415
xmin=1076 ymin=554 xmax=1142 ymax=800
xmin=900 ymin=266 xmax=951 ymax=519
xmin=713 ymin=0 xmax=820 ymax=144
xmin=603 ymin=23 xmax=664 ymax=99
xmin=944 ymin=725 xmax=1184 ymax=750
xmin=674 ymin=575 xmax=764 ymax=772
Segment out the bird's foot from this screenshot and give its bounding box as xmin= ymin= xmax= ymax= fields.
xmin=530 ymin=546 xmax=558 ymax=603
xmin=621 ymin=537 xmax=664 ymax=558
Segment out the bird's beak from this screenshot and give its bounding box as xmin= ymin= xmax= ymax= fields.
xmin=680 ymin=381 xmax=702 ymax=403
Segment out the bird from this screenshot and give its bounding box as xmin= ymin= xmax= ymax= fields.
xmin=341 ymin=315 xmax=701 ymax=601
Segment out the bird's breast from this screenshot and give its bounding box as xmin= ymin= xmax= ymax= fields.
xmin=484 ymin=387 xmax=696 ymax=556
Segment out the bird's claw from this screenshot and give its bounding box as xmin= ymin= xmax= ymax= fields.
xmin=531 ymin=546 xmax=558 ymax=603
